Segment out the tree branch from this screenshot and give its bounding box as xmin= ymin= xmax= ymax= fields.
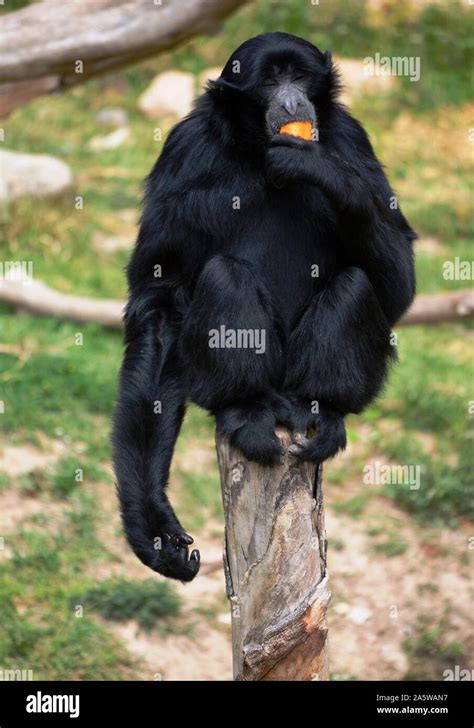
xmin=1 ymin=279 xmax=472 ymax=329
xmin=0 ymin=0 xmax=248 ymax=117
xmin=398 ymin=289 xmax=474 ymax=326
xmin=0 ymin=279 xmax=124 ymax=328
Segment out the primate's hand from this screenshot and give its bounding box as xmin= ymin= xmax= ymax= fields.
xmin=266 ymin=134 xmax=322 ymax=188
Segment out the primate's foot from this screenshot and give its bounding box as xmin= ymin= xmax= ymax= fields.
xmin=288 ymin=406 xmax=347 ymax=463
xmin=215 ymin=397 xmax=346 ymax=467
xmin=215 ymin=399 xmax=283 ymax=465
xmin=271 ymin=393 xmax=317 ymax=433
xmin=231 ymin=419 xmax=282 ymax=465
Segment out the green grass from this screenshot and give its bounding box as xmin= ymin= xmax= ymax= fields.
xmin=19 ymin=456 xmax=109 ymax=499
xmin=0 ymin=496 xmax=139 ymax=678
xmin=332 ymin=494 xmax=369 ymax=518
xmin=359 ymin=324 xmax=474 ymax=524
xmin=71 ymin=578 xmax=181 ymax=631
xmin=174 ymin=470 xmax=223 ymax=530
xmin=403 ymin=613 xmax=469 ymax=681
xmin=370 ymin=536 xmax=409 ymax=558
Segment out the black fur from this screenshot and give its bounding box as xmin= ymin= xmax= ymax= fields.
xmin=112 ymin=33 xmax=416 ymax=581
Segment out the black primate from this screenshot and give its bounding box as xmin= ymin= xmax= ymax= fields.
xmin=113 ymin=33 xmax=416 ymax=581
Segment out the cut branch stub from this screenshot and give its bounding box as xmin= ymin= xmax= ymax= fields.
xmin=216 ymin=428 xmax=330 ymax=681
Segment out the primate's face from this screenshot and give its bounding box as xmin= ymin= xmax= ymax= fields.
xmin=261 ymin=62 xmax=317 ymax=137
xmin=216 ymin=34 xmax=332 ymax=142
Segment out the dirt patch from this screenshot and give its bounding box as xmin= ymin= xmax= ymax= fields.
xmin=110 ymin=619 xmax=232 ymax=681
xmin=173 ymin=443 xmax=217 ymax=473
xmin=0 ymin=489 xmax=65 ymax=548
xmin=0 ymin=439 xmax=66 ymax=477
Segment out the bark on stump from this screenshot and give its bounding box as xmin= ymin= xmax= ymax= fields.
xmin=216 ymin=428 xmax=330 ymax=681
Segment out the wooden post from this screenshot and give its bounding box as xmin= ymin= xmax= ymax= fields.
xmin=216 ymin=428 xmax=330 ymax=681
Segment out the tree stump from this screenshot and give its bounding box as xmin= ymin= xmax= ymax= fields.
xmin=216 ymin=428 xmax=330 ymax=681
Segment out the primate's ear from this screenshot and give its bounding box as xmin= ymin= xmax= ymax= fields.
xmin=322 ymin=50 xmax=333 ymax=73
xmin=207 ymin=76 xmax=254 ymax=105
xmin=213 ymin=77 xmax=246 ymax=94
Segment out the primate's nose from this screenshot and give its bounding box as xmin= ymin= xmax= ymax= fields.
xmin=282 ymin=95 xmax=298 ymax=116
xmin=277 ymin=86 xmax=301 ymax=117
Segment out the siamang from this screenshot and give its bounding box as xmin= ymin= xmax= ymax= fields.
xmin=113 ymin=33 xmax=416 ymax=582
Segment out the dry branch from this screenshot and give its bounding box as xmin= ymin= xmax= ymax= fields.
xmin=0 ymin=0 xmax=248 ymax=117
xmin=0 ymin=278 xmax=472 ymax=329
xmin=398 ymin=289 xmax=474 ymax=326
xmin=216 ymin=429 xmax=330 ymax=680
xmin=0 ymin=279 xmax=124 ymax=328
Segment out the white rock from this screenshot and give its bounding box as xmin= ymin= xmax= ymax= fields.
xmin=96 ymin=107 xmax=129 ymax=127
xmin=333 ymin=602 xmax=350 ymax=616
xmin=0 ymin=149 xmax=73 ymax=202
xmin=138 ymin=71 xmax=195 ymax=119
xmin=346 ymin=605 xmax=373 ymax=625
xmin=333 ymin=602 xmax=373 ymax=625
xmin=89 ymin=127 xmax=130 ymax=151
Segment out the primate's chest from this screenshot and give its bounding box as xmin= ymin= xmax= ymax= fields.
xmin=227 ymin=188 xmax=341 ymax=323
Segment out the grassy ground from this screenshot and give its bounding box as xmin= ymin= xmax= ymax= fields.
xmin=0 ymin=0 xmax=472 ymax=680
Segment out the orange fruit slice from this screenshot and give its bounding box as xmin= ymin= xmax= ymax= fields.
xmin=279 ymin=121 xmax=313 ymax=141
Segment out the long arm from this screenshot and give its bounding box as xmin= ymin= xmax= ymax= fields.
xmin=113 ymin=275 xmax=200 ymax=581
xmin=112 ymin=117 xmax=207 ymax=581
xmin=113 ymin=106 xmax=244 ymax=579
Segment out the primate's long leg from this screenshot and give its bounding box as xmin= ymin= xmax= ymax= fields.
xmin=283 ymin=266 xmax=395 ymax=462
xmin=180 ymin=254 xmax=285 ymax=464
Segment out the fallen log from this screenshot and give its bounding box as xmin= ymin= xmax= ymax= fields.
xmin=0 ymin=278 xmax=472 ymax=329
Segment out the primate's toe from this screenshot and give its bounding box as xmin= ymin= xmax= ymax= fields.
xmin=169 ymin=532 xmax=194 ymax=547
xmin=288 ymin=443 xmax=304 ymax=456
xmin=289 ymin=433 xmax=343 ymax=463
xmin=176 ymin=547 xmax=200 ymax=581
xmin=190 ymin=549 xmax=200 ymax=566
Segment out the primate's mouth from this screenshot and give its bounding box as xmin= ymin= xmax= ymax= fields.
xmin=266 ymin=106 xmax=317 ymax=138
xmin=267 ymin=115 xmax=316 ymax=138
